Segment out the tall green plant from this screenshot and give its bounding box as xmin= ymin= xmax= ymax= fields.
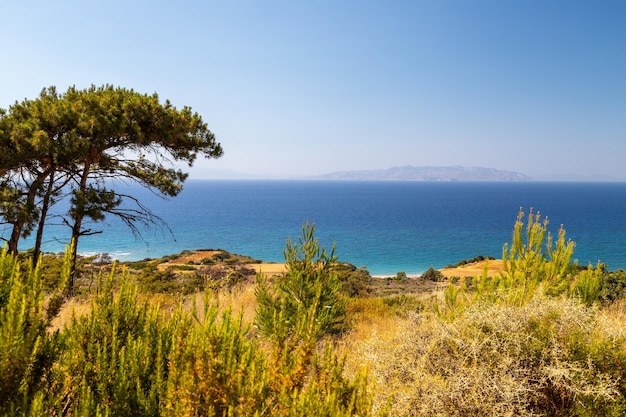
xmin=255 ymin=222 xmax=347 ymax=340
xmin=444 ymin=209 xmax=603 ymax=311
xmin=503 ymin=210 xmax=568 ymax=281
xmin=164 ymin=299 xmax=268 ymax=416
xmin=574 ymin=263 xmax=603 ymax=306
xmin=500 ymin=209 xmax=577 ymax=304
xmin=253 ymin=224 xmax=370 ymax=415
xmin=50 ymin=269 xmax=171 ymax=416
xmin=8 ymin=250 xmax=370 ymax=416
xmin=0 ymin=245 xmax=68 ymax=414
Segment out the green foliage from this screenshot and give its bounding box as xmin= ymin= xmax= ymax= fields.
xmin=69 ymin=186 xmax=122 ymax=224
xmin=447 ymin=254 xmax=496 ymax=268
xmin=599 ymin=269 xmax=626 ymax=305
xmin=123 ymin=259 xmax=151 ymax=270
xmin=137 ymin=265 xmax=203 ymax=295
xmin=255 ymin=223 xmax=348 ymax=340
xmin=168 ymin=293 xmax=371 ymax=416
xmin=0 ymin=247 xmax=44 ymax=409
xmin=210 ymin=250 xmax=231 ymax=262
xmin=444 ymin=209 xmax=604 ymax=311
xmin=51 ymin=270 xmax=170 ymax=416
xmin=331 ymin=262 xmax=373 ymax=297
xmin=381 ymin=294 xmax=424 ymax=316
xmin=164 ymin=299 xmax=268 ymax=415
xmin=17 ymin=251 xmax=70 ymax=292
xmin=421 ymin=267 xmax=444 ymax=282
xmin=251 ymin=226 xmax=371 ymax=416
xmin=574 ymin=263 xmax=604 ymax=306
xmin=0 ymin=245 xmax=69 ymax=413
xmin=0 ymin=245 xmax=371 ymax=416
xmin=395 ymin=271 xmax=407 ymax=281
xmin=0 ymin=85 xmax=223 ymax=279
xmin=500 ymin=208 xmax=578 ymax=303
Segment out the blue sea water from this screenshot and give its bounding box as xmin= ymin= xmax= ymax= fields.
xmin=9 ymin=180 xmax=626 ymax=276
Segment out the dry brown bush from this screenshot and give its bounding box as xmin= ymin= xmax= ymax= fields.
xmin=342 ymin=295 xmax=626 ymax=416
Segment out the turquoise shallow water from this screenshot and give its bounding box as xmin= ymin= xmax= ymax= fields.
xmin=9 ymin=180 xmax=626 ymax=276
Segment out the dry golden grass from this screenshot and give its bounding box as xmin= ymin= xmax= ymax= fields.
xmin=249 ymin=263 xmax=287 ymax=276
xmin=183 ymin=282 xmax=259 ymax=326
xmin=439 ymin=259 xmax=504 ymax=279
xmin=339 ymin=294 xmax=626 ymax=417
xmin=50 ymin=283 xmax=260 ymax=335
xmin=597 ymin=298 xmax=626 ymax=340
xmin=49 ymin=297 xmax=93 ymax=332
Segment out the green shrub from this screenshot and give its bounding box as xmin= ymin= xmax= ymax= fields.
xmin=332 ymin=263 xmax=373 ymax=297
xmin=422 ymin=267 xmax=444 ymax=282
xmin=444 ymin=209 xmax=603 ymax=311
xmin=0 ymin=245 xmax=69 ymax=413
xmin=0 ymin=241 xmax=373 ymax=416
xmin=255 ymin=222 xmax=347 ymax=340
xmin=450 ymin=255 xmax=496 ymax=268
xmin=50 ymin=271 xmax=169 ymax=416
xmin=0 ymin=248 xmax=371 ymax=416
xmin=381 ymin=294 xmax=424 ymax=316
xmin=171 ymin=264 xmax=196 ymax=270
xmin=574 ymin=263 xmax=603 ymax=306
xmin=599 ymin=269 xmax=626 ymax=304
xmin=137 ymin=266 xmax=202 ymax=295
xmin=123 ymin=259 xmax=152 ymax=270
xmin=499 ymin=209 xmax=578 ymax=303
xmin=211 ymin=251 xmax=231 ymax=262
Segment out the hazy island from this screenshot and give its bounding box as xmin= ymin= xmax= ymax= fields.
xmin=312 ymin=165 xmax=531 ymax=181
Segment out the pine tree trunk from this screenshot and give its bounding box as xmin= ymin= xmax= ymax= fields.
xmin=69 ymin=162 xmax=91 ymax=293
xmin=32 ymin=170 xmax=56 ymax=266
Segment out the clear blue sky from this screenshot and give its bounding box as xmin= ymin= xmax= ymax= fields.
xmin=2 ymin=1 xmax=625 ymax=180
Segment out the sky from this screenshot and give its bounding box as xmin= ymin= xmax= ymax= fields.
xmin=2 ymin=1 xmax=625 ymax=180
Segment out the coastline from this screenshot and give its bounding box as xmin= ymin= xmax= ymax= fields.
xmin=20 ymin=181 xmax=626 ymax=274
xmin=149 ymin=249 xmax=505 ymax=279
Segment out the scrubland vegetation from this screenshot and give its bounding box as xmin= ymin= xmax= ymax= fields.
xmin=3 ymin=211 xmax=626 ymax=416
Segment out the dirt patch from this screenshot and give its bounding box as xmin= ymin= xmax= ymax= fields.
xmin=249 ymin=263 xmax=287 ymax=276
xmin=171 ymin=250 xmax=223 ymax=264
xmin=439 ymin=259 xmax=504 ymax=279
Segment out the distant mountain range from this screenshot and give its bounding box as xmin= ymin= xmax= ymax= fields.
xmin=313 ymin=166 xmax=531 ymax=182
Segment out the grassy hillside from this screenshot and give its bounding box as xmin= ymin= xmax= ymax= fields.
xmin=3 ymin=211 xmax=626 ymax=416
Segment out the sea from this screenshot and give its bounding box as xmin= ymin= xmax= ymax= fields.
xmin=9 ymin=180 xmax=626 ymax=276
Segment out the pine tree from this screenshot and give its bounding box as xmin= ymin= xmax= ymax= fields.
xmin=255 ymin=222 xmax=347 ymax=341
